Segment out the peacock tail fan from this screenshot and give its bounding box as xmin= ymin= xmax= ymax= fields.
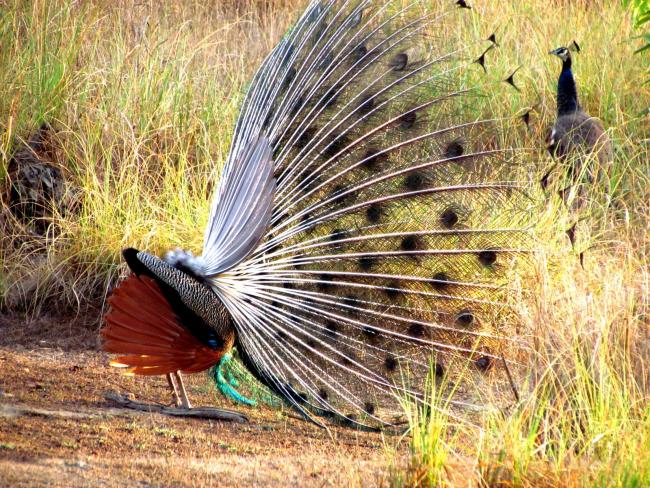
xmin=202 ymin=0 xmax=537 ymax=429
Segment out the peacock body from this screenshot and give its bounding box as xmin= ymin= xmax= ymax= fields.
xmin=102 ymin=0 xmax=533 ymax=429
xmin=547 ymin=45 xmax=612 ymax=205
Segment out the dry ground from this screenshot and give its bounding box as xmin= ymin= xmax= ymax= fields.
xmin=0 ymin=315 xmax=398 ymax=487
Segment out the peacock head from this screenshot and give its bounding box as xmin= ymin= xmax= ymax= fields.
xmin=550 ymin=41 xmax=580 ymax=63
xmin=549 ymin=46 xmax=570 ymax=62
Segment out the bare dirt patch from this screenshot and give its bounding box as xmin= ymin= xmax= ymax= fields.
xmin=0 ymin=315 xmax=400 ymax=487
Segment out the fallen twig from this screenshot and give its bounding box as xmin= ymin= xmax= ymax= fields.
xmin=104 ymin=391 xmax=249 ymax=423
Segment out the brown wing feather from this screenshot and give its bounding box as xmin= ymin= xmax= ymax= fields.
xmin=102 ymin=274 xmax=232 ymax=375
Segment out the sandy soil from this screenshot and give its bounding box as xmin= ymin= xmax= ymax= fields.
xmin=0 ymin=315 xmax=402 ymax=487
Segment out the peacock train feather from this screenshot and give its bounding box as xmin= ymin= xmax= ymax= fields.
xmin=103 ymin=0 xmax=536 ymax=429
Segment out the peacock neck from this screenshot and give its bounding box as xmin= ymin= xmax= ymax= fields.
xmin=557 ymin=57 xmax=580 ymax=116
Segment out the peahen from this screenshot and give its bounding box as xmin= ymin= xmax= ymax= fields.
xmin=101 ymin=0 xmax=533 ymax=429
xmin=547 ymin=44 xmax=612 ymax=208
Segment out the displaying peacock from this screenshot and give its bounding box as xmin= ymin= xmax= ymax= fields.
xmin=102 ymin=0 xmax=534 ymax=429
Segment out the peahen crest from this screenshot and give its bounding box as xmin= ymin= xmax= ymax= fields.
xmin=104 ymin=0 xmax=536 ymax=429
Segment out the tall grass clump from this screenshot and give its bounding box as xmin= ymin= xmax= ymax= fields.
xmin=0 ymin=0 xmax=304 ymax=314
xmin=400 ymin=234 xmax=649 ymax=486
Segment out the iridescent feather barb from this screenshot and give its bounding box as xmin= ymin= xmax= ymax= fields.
xmin=102 ymin=0 xmax=535 ymax=429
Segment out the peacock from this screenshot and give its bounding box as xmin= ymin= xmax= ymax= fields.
xmin=101 ymin=0 xmax=534 ymax=429
xmin=546 ymin=43 xmax=612 ymax=208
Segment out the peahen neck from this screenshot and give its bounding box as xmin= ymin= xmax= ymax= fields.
xmin=557 ymin=57 xmax=580 ymax=116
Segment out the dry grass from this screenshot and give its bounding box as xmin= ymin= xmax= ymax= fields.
xmin=0 ymin=0 xmax=308 ymax=314
xmin=0 ymin=0 xmax=649 ymax=486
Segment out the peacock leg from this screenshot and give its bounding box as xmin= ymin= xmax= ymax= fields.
xmin=214 ymin=352 xmax=256 ymax=406
xmin=173 ymin=371 xmax=192 ymax=409
xmin=166 ymin=373 xmax=182 ymax=407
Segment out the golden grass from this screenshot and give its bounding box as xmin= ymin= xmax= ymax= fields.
xmin=391 ymin=1 xmax=650 ymax=486
xmin=1 ymin=0 xmax=648 ymax=486
xmin=0 ymin=0 xmax=308 ymax=312
xmin=396 ymin=233 xmax=649 ymax=486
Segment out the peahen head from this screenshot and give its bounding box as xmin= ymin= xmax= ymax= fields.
xmin=549 ymin=46 xmax=570 ymax=63
xmin=550 ymin=41 xmax=580 ymax=67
